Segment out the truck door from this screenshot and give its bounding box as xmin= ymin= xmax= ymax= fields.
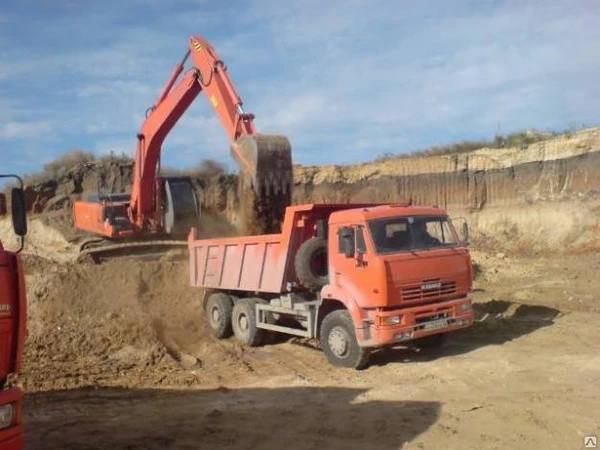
xmin=332 ymin=225 xmax=379 ymax=305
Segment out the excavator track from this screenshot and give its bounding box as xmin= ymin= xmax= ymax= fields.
xmin=77 ymin=239 xmax=189 ymax=264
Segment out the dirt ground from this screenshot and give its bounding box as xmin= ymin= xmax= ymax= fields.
xmin=8 ymin=218 xmax=597 ymax=450
xmin=2 ymin=129 xmax=597 ymax=449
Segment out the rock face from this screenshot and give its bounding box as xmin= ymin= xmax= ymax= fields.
xmin=293 ymin=150 xmax=600 ymax=210
xmin=12 ymin=127 xmax=600 ymax=252
xmin=292 ymin=128 xmax=600 ymax=210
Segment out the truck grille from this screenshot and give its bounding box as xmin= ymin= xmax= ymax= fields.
xmin=401 ymin=279 xmax=456 ymax=302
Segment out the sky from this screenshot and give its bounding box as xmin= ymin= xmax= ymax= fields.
xmin=1 ymin=0 xmax=599 ymax=177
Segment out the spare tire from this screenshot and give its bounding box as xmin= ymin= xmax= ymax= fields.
xmin=295 ymin=237 xmax=328 ymax=290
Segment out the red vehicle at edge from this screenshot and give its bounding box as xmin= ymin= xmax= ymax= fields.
xmin=0 ymin=175 xmax=27 ymax=450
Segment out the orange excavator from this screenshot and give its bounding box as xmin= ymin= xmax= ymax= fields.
xmin=73 ymin=35 xmax=293 ymax=262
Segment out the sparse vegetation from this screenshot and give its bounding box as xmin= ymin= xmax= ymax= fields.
xmin=43 ymin=150 xmax=96 ymax=177
xmin=18 ymin=150 xmax=97 ymax=187
xmin=98 ymin=151 xmax=133 ymax=166
xmin=9 ymin=125 xmax=595 ymax=191
xmin=375 ymin=128 xmax=580 ymax=162
xmin=13 ymin=150 xmax=227 ymax=190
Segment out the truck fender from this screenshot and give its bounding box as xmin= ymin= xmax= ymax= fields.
xmin=317 ymin=285 xmax=367 ymax=340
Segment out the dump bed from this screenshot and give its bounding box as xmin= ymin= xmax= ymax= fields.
xmin=188 ymin=231 xmax=287 ymax=293
xmin=188 ymin=203 xmax=377 ymax=294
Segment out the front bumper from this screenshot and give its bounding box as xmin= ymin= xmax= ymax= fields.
xmin=0 ymin=429 xmax=23 ymax=450
xmin=357 ymin=297 xmax=474 ymax=348
xmin=0 ymin=387 xmax=23 ymax=450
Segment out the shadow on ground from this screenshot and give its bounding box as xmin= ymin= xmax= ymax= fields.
xmin=24 ymin=386 xmax=440 ymax=450
xmin=256 ymin=299 xmax=563 ymax=369
xmin=368 ymin=299 xmax=563 ymax=367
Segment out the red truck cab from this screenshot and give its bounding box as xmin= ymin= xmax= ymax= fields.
xmin=0 ymin=177 xmax=28 ymax=450
xmin=189 ymin=203 xmax=474 ymax=369
xmin=324 ymin=205 xmax=474 ymax=351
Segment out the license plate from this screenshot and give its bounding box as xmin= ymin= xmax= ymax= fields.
xmin=423 ymin=318 xmax=449 ymax=331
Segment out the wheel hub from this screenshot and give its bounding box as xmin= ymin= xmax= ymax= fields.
xmin=238 ymin=314 xmax=249 ymax=333
xmin=211 ymin=306 xmax=221 ymax=325
xmin=328 ymin=327 xmax=349 ymax=358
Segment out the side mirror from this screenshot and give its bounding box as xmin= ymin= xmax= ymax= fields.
xmin=11 ymin=187 xmax=27 ymax=237
xmin=462 ymin=222 xmax=470 ymax=246
xmin=340 ymin=227 xmax=355 ymax=258
xmin=451 ymin=217 xmax=470 ymax=246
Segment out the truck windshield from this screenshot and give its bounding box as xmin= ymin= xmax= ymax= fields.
xmin=367 ymin=216 xmax=458 ymax=254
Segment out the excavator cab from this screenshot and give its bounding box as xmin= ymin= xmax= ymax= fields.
xmin=161 ymin=176 xmax=201 ymax=239
xmin=76 ymin=177 xmax=200 ymax=263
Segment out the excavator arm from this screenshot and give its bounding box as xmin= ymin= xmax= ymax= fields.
xmin=73 ymin=35 xmax=291 ymax=261
xmin=129 ymin=36 xmax=293 ymax=231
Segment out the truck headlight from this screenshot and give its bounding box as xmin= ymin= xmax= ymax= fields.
xmin=381 ymin=315 xmax=402 ymax=326
xmin=0 ymin=403 xmax=14 ymax=429
xmin=460 ymin=302 xmax=472 ymax=312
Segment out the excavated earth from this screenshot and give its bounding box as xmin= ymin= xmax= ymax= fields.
xmin=2 ymin=128 xmax=600 ymax=449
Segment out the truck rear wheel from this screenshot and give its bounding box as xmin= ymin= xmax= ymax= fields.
xmin=295 ymin=237 xmax=328 ymax=290
xmin=232 ymin=298 xmax=266 ymax=347
xmin=320 ymin=310 xmax=370 ymax=369
xmin=205 ymin=293 xmax=233 ymax=339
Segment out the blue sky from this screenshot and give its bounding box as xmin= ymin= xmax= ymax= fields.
xmin=1 ymin=0 xmax=599 ymax=177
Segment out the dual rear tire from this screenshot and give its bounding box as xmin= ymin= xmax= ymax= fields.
xmin=205 ymin=293 xmax=233 ymax=339
xmin=205 ymin=293 xmax=267 ymax=347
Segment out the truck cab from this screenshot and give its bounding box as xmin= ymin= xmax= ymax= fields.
xmin=0 ymin=177 xmax=28 ymax=450
xmin=320 ymin=205 xmax=474 ymax=360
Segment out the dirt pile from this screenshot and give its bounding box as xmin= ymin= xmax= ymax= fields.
xmin=21 ymin=254 xmax=261 ymax=393
xmin=0 ymin=217 xmax=76 ymax=262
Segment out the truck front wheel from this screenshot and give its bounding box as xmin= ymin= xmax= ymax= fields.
xmin=205 ymin=293 xmax=233 ymax=339
xmin=320 ymin=310 xmax=370 ymax=369
xmin=232 ymin=298 xmax=267 ymax=347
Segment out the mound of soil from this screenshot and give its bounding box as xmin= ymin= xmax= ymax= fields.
xmin=21 ymin=255 xmax=255 ymax=393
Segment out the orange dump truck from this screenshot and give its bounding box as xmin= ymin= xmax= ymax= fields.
xmin=0 ymin=176 xmax=27 ymax=450
xmin=188 ymin=203 xmax=475 ymax=369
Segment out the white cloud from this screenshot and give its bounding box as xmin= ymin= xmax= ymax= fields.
xmin=1 ymin=0 xmax=599 ymax=175
xmin=0 ymin=120 xmax=56 ymax=140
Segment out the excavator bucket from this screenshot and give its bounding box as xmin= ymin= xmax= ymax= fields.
xmin=233 ymin=134 xmax=293 ymax=198
xmin=232 ymin=134 xmax=293 ymax=235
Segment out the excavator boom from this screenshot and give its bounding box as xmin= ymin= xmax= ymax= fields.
xmin=129 ymin=35 xmax=292 ymax=231
xmin=186 ymin=37 xmax=292 ymax=198
xmin=73 ymin=34 xmax=293 ymax=262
